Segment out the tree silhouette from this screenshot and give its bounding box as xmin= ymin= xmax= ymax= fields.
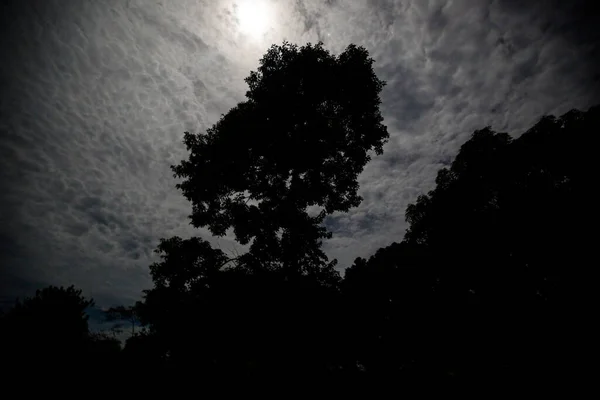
xmin=136 ymin=41 xmax=389 ymax=384
xmin=172 ymin=41 xmax=388 ymax=280
xmin=340 ymin=105 xmax=599 ymax=385
xmin=0 ymin=285 xmax=106 ymax=381
xmin=1 ymin=285 xmax=93 ymax=346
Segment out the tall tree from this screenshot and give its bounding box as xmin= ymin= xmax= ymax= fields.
xmin=137 ymin=41 xmax=388 ymax=381
xmin=172 ymin=41 xmax=388 ymax=281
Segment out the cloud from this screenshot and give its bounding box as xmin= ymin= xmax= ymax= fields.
xmin=1 ymin=0 xmax=598 ymax=304
xmin=0 ymin=0 xmax=247 ymax=305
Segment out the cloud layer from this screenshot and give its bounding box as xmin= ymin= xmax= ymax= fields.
xmin=1 ymin=0 xmax=598 ymax=306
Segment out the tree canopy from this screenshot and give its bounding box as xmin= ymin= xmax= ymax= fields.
xmin=133 ymin=42 xmax=389 ymax=383
xmin=172 ymin=41 xmax=388 ymax=278
xmin=0 ymin=285 xmax=121 ymax=384
xmin=343 ymin=105 xmax=598 ymax=384
xmin=1 ymin=285 xmax=93 ymax=348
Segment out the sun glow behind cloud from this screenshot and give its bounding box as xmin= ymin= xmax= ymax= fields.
xmin=236 ymin=0 xmax=273 ymax=39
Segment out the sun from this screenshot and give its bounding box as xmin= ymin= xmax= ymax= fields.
xmin=236 ymin=0 xmax=272 ymax=39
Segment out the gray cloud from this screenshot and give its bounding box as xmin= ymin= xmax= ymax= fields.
xmin=1 ymin=0 xmax=598 ymax=304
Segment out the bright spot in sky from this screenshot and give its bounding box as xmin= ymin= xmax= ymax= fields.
xmin=237 ymin=0 xmax=272 ymax=39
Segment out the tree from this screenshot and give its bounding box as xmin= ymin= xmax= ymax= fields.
xmin=0 ymin=286 xmax=128 ymax=385
xmin=403 ymin=108 xmax=598 ymax=305
xmin=137 ymin=41 xmax=388 ymax=382
xmin=172 ymin=41 xmax=388 ymax=280
xmin=340 ymin=105 xmax=599 ymax=384
xmin=0 ymin=285 xmax=96 ymax=379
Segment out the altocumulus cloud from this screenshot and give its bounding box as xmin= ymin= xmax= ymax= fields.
xmin=1 ymin=0 xmax=598 ymax=306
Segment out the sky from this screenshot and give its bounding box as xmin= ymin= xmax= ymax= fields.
xmin=1 ymin=0 xmax=599 ymax=308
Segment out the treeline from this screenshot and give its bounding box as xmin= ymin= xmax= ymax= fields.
xmin=1 ymin=42 xmax=596 ymax=390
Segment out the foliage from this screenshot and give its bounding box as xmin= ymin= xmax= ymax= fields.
xmin=341 ymin=105 xmax=598 ymax=383
xmin=2 ymin=285 xmax=93 ymax=346
xmin=132 ymin=42 xmax=390 ymax=381
xmin=172 ymin=41 xmax=388 ymax=278
xmin=0 ymin=285 xmax=102 ymax=381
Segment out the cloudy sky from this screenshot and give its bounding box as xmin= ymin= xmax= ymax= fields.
xmin=1 ymin=0 xmax=598 ymax=308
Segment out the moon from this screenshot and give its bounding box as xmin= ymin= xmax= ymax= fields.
xmin=237 ymin=0 xmax=272 ymax=39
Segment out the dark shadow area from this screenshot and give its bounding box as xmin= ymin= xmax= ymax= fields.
xmin=1 ymin=41 xmax=597 ymax=392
